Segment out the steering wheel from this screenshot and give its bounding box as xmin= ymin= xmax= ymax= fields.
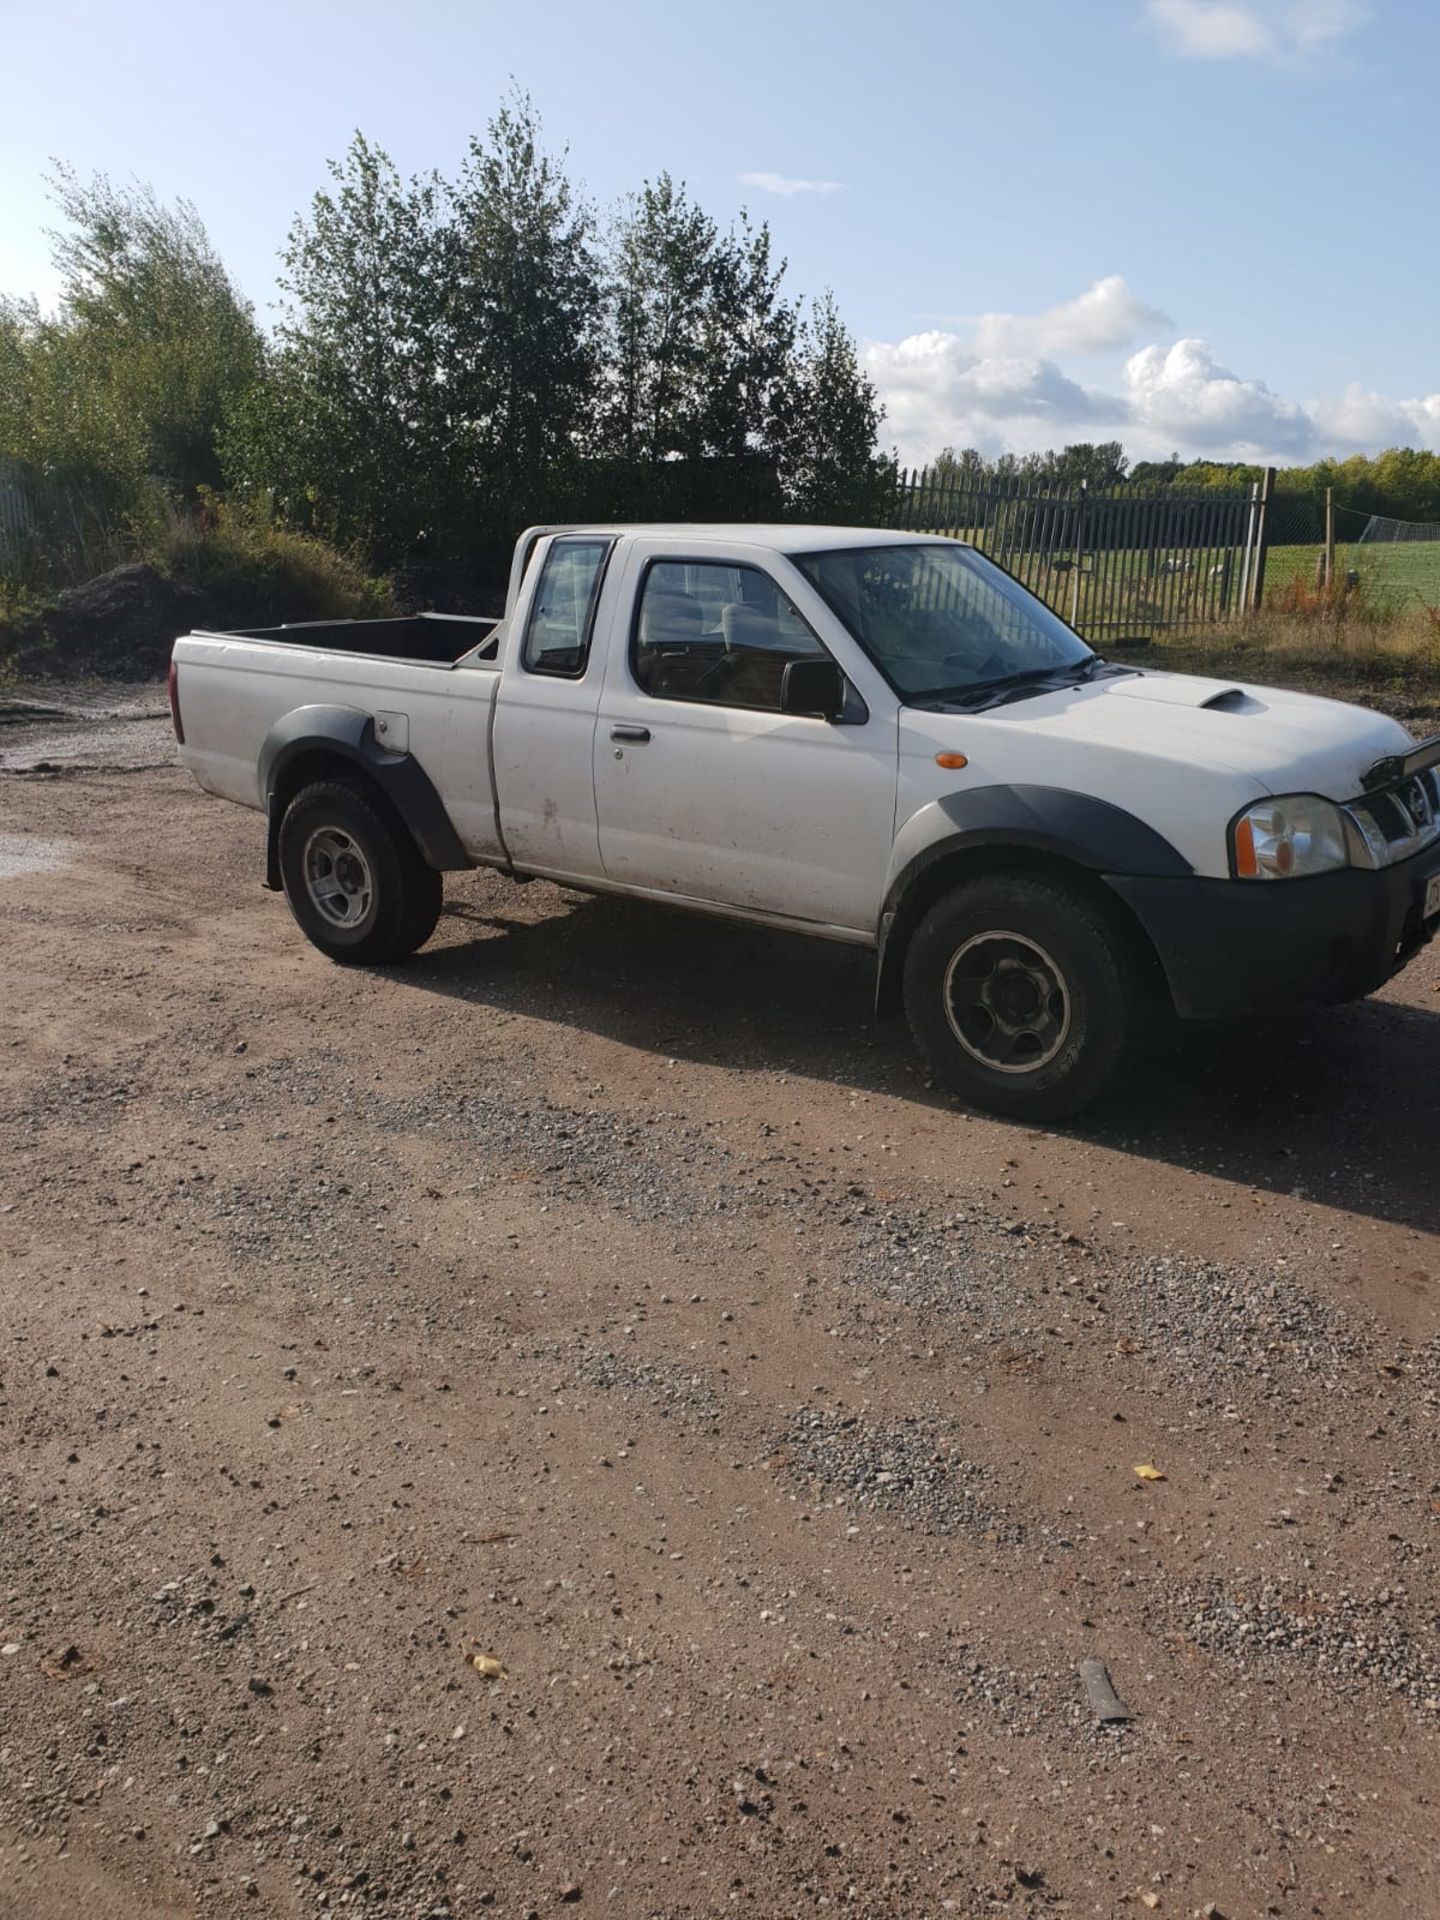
xmin=691 ymin=652 xmax=740 ymax=695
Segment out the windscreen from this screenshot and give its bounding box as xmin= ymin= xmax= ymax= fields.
xmin=793 ymin=542 xmax=1093 ymax=700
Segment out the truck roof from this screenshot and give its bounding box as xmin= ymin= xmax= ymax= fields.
xmin=528 ymin=524 xmax=948 ymax=554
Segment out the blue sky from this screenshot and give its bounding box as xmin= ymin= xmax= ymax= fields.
xmin=2 ymin=0 xmax=1435 ymax=465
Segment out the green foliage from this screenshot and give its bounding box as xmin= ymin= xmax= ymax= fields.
xmin=1129 ymin=448 xmax=1440 ymax=521
xmin=776 ymin=293 xmax=887 ymax=520
xmin=598 ymin=174 xmax=729 ymax=465
xmin=144 ymin=495 xmax=396 ymax=627
xmin=0 ymin=170 xmax=260 ymax=514
xmin=222 ymin=135 xmax=452 ymax=568
xmin=446 ymin=95 xmax=600 ymax=531
xmin=927 ymin=441 xmax=1128 ymax=492
xmin=593 ymin=182 xmax=879 ymax=521
xmin=227 ymin=114 xmax=886 ymax=585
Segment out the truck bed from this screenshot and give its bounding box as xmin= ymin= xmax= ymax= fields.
xmin=225 ymin=613 xmax=500 ymax=667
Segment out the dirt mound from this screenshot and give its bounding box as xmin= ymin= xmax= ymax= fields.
xmin=10 ymin=564 xmax=209 ymax=681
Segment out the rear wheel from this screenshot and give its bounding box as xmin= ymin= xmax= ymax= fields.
xmin=903 ymin=874 xmax=1145 ymax=1119
xmin=278 ymin=779 xmax=441 ymax=964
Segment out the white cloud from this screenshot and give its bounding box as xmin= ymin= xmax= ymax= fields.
xmin=1286 ymin=0 xmax=1369 ymax=50
xmin=1311 ymin=384 xmax=1440 ymax=449
xmin=864 ymin=331 xmax=1114 ymax=464
xmin=738 ymin=172 xmax=845 ymax=197
xmin=1144 ymin=0 xmax=1367 ymax=60
xmin=863 ymin=277 xmax=1440 ymax=467
xmin=1123 ymin=338 xmax=1313 ymax=454
xmin=1147 ymin=0 xmax=1272 ymax=58
xmin=970 ymin=275 xmax=1170 ymax=359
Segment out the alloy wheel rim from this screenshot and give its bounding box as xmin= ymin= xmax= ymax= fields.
xmin=942 ymin=930 xmax=1071 ymax=1074
xmin=303 ymin=826 xmax=374 ymax=929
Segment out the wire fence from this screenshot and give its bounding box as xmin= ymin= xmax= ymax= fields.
xmin=1348 ymin=509 xmax=1440 ymax=609
xmin=0 ymin=460 xmax=130 ymax=588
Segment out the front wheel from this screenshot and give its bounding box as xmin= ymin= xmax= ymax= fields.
xmin=903 ymin=875 xmax=1146 ymax=1120
xmin=277 ymin=779 xmax=442 ymax=964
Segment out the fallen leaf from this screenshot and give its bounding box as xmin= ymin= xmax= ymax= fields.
xmin=1134 ymin=1463 xmax=1166 ymax=1483
xmin=1140 ymin=1895 xmax=1161 ymax=1911
xmin=459 ymin=1636 xmax=505 ymax=1679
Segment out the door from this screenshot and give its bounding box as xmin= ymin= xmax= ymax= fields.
xmin=490 ymin=534 xmax=615 ymax=880
xmin=593 ymin=549 xmax=898 ymax=933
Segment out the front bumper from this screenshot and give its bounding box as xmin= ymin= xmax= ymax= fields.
xmin=1109 ymin=848 xmax=1440 ymax=1021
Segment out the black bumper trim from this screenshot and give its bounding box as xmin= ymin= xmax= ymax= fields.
xmin=1109 ymin=853 xmax=1439 ymax=1021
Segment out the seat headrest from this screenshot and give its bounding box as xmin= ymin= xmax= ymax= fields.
xmin=721 ymin=604 xmax=780 ymax=651
xmin=640 ymin=591 xmax=704 ymax=643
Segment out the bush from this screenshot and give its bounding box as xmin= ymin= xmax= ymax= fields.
xmin=1 ymin=497 xmax=397 ymax=680
xmin=144 ymin=495 xmax=397 ymax=627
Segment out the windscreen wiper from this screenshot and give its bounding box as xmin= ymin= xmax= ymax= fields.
xmin=927 ymin=655 xmax=1136 ymax=712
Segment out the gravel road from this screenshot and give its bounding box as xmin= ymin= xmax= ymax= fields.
xmin=1 ymin=686 xmax=1437 ymax=1919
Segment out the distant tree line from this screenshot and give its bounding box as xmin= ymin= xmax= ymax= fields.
xmin=921 ymin=442 xmax=1132 ymax=494
xmin=0 ymin=92 xmax=885 ymax=602
xmin=921 ymin=441 xmax=1440 ymax=525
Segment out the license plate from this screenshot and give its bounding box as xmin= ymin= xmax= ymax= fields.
xmin=1426 ymin=872 xmax=1440 ymax=921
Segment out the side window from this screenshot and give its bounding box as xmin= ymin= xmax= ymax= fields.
xmin=633 ymin=560 xmax=827 ymax=712
xmin=522 ymin=538 xmax=611 ymax=677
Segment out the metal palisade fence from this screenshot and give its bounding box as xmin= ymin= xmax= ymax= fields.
xmin=884 ymin=465 xmax=1290 ymax=636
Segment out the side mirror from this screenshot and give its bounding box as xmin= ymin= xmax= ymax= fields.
xmin=780 ymin=657 xmax=845 ymax=721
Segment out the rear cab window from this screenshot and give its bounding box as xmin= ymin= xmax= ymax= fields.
xmin=522 ymin=537 xmax=613 ymax=677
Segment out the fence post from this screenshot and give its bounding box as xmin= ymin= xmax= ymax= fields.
xmin=1324 ymin=485 xmax=1336 ymax=591
xmin=1071 ymin=479 xmax=1087 ymax=628
xmin=1237 ymin=480 xmax=1259 ymax=616
xmin=1249 ymin=466 xmax=1276 ymax=612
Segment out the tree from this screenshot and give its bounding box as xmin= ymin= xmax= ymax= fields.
xmin=1 ymin=169 xmax=260 ymax=503
xmin=776 ymin=293 xmax=885 ymax=520
xmin=444 ymin=93 xmax=599 ymax=532
xmin=1042 ymin=441 xmax=1129 ymax=491
xmin=225 ymin=135 xmax=450 ymax=565
xmin=697 ymin=212 xmax=797 ymax=462
xmin=597 ymin=174 xmax=721 ymax=466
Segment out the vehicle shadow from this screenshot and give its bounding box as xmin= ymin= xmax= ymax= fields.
xmin=399 ymin=885 xmax=1440 ymax=1237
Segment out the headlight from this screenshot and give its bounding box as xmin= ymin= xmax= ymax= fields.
xmin=1232 ymin=795 xmax=1349 ymax=880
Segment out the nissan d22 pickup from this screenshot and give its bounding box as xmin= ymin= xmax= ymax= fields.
xmin=170 ymin=524 xmax=1440 ymax=1118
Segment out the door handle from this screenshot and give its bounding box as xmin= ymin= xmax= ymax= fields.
xmin=610 ymin=724 xmax=651 ymax=743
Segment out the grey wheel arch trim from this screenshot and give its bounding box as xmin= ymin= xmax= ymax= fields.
xmin=874 ymin=784 xmax=1193 ymax=1018
xmin=261 ymin=704 xmax=472 ymax=889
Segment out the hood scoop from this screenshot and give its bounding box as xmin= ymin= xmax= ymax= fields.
xmin=1104 ymin=673 xmax=1262 ymax=714
xmin=1199 ymin=687 xmax=1259 ymax=713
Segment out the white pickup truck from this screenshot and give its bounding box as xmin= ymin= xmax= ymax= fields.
xmin=171 ymin=523 xmax=1440 ymax=1118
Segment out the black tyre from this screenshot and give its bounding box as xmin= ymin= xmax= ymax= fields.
xmin=277 ymin=779 xmax=442 ymax=965
xmin=903 ymin=874 xmax=1146 ymax=1120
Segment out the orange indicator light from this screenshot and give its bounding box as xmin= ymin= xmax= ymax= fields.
xmin=1234 ymin=816 xmax=1258 ymax=877
xmin=934 ymin=752 xmax=969 ymax=770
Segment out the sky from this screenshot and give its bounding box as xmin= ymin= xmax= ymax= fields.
xmin=1 ymin=0 xmax=1436 ymax=468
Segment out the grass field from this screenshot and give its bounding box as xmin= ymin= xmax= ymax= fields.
xmin=1262 ymin=538 xmax=1440 ymax=609
xmin=941 ymin=529 xmax=1440 ymax=638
